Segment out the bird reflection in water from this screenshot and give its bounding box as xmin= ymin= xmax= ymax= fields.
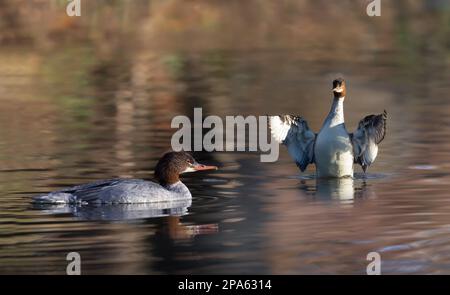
xmin=32 ymin=200 xmax=219 ymax=240
xmin=162 ymin=216 xmax=219 ymax=240
xmin=32 ymin=199 xmax=193 ymax=220
xmin=298 ymin=176 xmax=376 ymax=203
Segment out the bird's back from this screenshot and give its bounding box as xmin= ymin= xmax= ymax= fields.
xmin=32 ymin=179 xmax=191 ymax=204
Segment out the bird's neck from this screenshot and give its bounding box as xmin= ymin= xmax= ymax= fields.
xmin=164 ymin=181 xmax=191 ymax=196
xmin=155 ymin=170 xmax=180 ymax=187
xmin=324 ymin=97 xmax=345 ymax=127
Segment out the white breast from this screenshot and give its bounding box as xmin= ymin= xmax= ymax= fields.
xmin=315 ymin=124 xmax=354 ymax=178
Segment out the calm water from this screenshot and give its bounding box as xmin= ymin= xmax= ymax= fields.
xmin=0 ymin=47 xmax=450 ymax=274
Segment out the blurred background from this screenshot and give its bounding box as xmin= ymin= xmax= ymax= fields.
xmin=0 ymin=0 xmax=450 ymax=274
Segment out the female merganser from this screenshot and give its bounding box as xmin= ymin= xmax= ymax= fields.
xmin=32 ymin=151 xmax=218 ymax=204
xmin=269 ymin=78 xmax=387 ymax=178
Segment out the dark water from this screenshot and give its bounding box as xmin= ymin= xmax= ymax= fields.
xmin=0 ymin=47 xmax=450 ymax=274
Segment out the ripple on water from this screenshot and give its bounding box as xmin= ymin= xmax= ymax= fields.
xmin=288 ymin=172 xmax=389 ymax=180
xmin=408 ymin=165 xmax=438 ymax=170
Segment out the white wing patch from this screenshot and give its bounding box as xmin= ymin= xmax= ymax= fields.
xmin=269 ymin=115 xmax=316 ymax=172
xmin=269 ymin=115 xmax=293 ymax=143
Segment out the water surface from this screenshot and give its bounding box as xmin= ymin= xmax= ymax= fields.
xmin=0 ymin=45 xmax=450 ymax=274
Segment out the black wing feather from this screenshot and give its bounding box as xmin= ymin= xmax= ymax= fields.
xmin=351 ymin=110 xmax=387 ymax=171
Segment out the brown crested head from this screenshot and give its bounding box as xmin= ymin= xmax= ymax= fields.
xmin=332 ymin=78 xmax=346 ymax=99
xmin=154 ymin=151 xmax=218 ymax=186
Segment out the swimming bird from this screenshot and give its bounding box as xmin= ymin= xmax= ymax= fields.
xmin=269 ymin=78 xmax=387 ymax=178
xmin=32 ymin=151 xmax=218 ymax=204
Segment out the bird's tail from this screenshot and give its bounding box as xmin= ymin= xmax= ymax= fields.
xmin=32 ymin=192 xmax=76 ymax=204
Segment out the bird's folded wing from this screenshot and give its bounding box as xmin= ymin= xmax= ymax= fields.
xmin=351 ymin=110 xmax=387 ymax=172
xmin=269 ymin=115 xmax=316 ymax=172
xmin=60 ymin=179 xmax=123 ymax=203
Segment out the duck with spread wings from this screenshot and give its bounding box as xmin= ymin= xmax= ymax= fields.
xmin=269 ymin=78 xmax=387 ymax=178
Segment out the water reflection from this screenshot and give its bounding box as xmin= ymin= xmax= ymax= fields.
xmin=316 ymin=178 xmax=356 ymax=202
xmin=154 ymin=216 xmax=219 ymax=241
xmin=31 ymin=200 xmax=192 ymax=221
xmin=298 ymin=176 xmax=376 ymax=203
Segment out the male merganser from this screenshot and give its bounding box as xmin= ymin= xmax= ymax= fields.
xmin=32 ymin=151 xmax=218 ymax=204
xmin=269 ymin=78 xmax=387 ymax=178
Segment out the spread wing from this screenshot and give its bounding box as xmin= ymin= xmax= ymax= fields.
xmin=269 ymin=115 xmax=316 ymax=172
xmin=351 ymin=110 xmax=387 ymax=172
